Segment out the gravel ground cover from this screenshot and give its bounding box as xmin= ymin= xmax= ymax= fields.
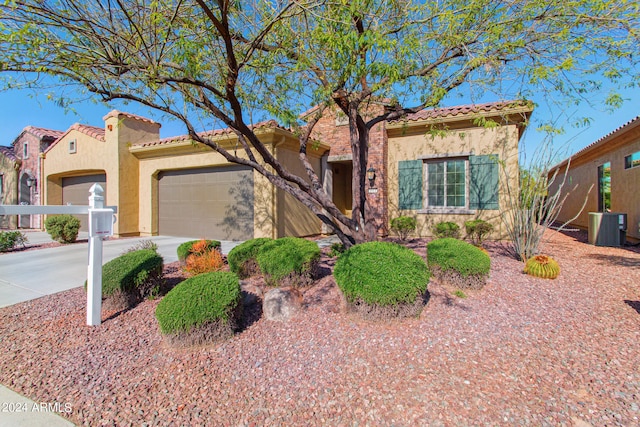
xmin=0 ymin=229 xmax=639 ymax=426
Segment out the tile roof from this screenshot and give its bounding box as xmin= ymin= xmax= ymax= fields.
xmin=68 ymin=123 xmax=105 ymax=141
xmin=388 ymin=100 xmax=533 ymax=123
xmin=102 ymin=110 xmax=161 ymax=127
xmin=551 ymin=115 xmax=640 ymax=170
xmin=132 ymin=120 xmax=282 ymax=148
xmin=0 ymin=145 xmax=20 ymax=163
xmin=12 ymin=126 xmax=64 ymax=146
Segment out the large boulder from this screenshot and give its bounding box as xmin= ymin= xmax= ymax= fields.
xmin=263 ymin=288 xmax=302 ymax=321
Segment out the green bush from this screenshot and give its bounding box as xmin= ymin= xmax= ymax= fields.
xmin=45 ymin=214 xmax=81 ymax=243
xmin=101 ymin=249 xmax=164 ymax=300
xmin=227 ymin=238 xmax=273 ymax=277
xmin=0 ymin=230 xmax=28 ymax=252
xmin=177 ymin=239 xmax=221 ymax=262
xmin=334 ymin=241 xmax=430 ymax=306
xmin=328 ymin=242 xmax=345 ymax=258
xmin=155 ymin=271 xmax=241 ymax=336
xmin=427 ymin=238 xmax=490 ymax=290
xmin=390 ymin=216 xmax=417 ymax=240
xmin=464 ymin=219 xmax=494 ymax=246
xmin=432 ymin=221 xmax=461 ymax=239
xmin=256 ymin=237 xmax=320 ymax=287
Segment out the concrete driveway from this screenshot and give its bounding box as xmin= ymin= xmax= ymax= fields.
xmin=0 ymin=231 xmax=242 ymax=308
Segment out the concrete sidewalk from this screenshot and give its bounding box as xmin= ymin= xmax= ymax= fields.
xmin=0 ymin=385 xmax=75 ymax=427
xmin=0 ymin=231 xmax=241 ymax=308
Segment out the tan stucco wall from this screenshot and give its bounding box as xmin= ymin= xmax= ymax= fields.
xmin=275 ymin=145 xmax=323 ymax=237
xmin=0 ymin=154 xmax=20 ymax=229
xmin=551 ymin=130 xmax=640 ymax=242
xmin=43 ymin=115 xmax=160 ymax=236
xmin=387 ymin=123 xmax=521 ymax=239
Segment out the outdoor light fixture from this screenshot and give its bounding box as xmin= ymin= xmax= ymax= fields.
xmin=26 ymin=177 xmax=36 ymax=188
xmin=366 ymin=167 xmax=376 ymax=186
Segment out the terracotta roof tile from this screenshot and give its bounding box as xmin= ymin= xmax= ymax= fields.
xmin=132 ymin=120 xmax=282 ymax=148
xmin=102 ymin=110 xmax=161 ymax=127
xmin=388 ymin=100 xmax=533 ymax=123
xmin=0 ymin=145 xmax=20 ymax=163
xmin=68 ymin=123 xmax=105 ymax=141
xmin=12 ymin=126 xmax=64 ymax=146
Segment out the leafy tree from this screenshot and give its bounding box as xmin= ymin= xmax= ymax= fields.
xmin=0 ymin=0 xmax=637 ymax=246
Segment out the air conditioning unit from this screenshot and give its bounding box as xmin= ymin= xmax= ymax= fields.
xmin=588 ymin=212 xmax=627 ymax=247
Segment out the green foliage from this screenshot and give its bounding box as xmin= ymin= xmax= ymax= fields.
xmin=427 ymin=238 xmax=490 ymax=277
xmin=45 ymin=214 xmax=80 ymax=243
xmin=227 ymin=238 xmax=273 ymax=276
xmin=0 ymin=230 xmax=27 ymax=252
xmin=524 ymin=255 xmax=560 ymax=279
xmin=328 ymin=242 xmax=346 ymax=257
xmin=390 ymin=216 xmax=417 ymax=240
xmin=177 ymin=240 xmax=221 ymax=262
xmin=101 ymin=249 xmax=164 ymax=297
xmin=464 ymin=219 xmax=494 ymax=246
xmin=453 ymin=290 xmax=467 ymax=299
xmin=334 ymin=241 xmax=430 ymax=306
xmin=122 ymin=239 xmax=158 ymax=255
xmin=256 ymin=237 xmax=320 ymax=286
xmin=433 ymin=221 xmax=461 ymax=239
xmin=155 ymin=272 xmax=241 ymax=335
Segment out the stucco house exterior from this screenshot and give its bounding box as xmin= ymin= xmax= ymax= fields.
xmin=0 ymin=145 xmax=21 ymax=229
xmin=548 ymin=116 xmax=640 ymax=243
xmin=6 ymin=99 xmax=531 ymax=241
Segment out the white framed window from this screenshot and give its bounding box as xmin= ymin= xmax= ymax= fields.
xmin=425 ymin=158 xmax=469 ymax=209
xmin=68 ymin=140 xmax=77 ymax=154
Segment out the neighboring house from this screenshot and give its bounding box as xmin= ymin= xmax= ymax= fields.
xmin=548 ymin=116 xmax=640 ymax=243
xmin=0 ymin=146 xmax=21 ymax=229
xmin=35 ymin=100 xmax=530 ymax=240
xmin=10 ymin=126 xmax=64 ymax=229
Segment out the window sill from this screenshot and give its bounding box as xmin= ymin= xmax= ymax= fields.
xmin=417 ymin=208 xmax=477 ymax=215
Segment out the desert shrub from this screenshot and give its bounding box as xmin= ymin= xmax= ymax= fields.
xmin=464 ymin=219 xmax=494 ymax=246
xmin=177 ymin=239 xmax=221 ymax=262
xmin=99 ymin=249 xmax=164 ymax=310
xmin=256 ymin=237 xmax=320 ymax=287
xmin=524 ymin=254 xmax=560 ymax=279
xmin=328 ymin=242 xmax=345 ymax=257
xmin=427 ymin=238 xmax=490 ymax=289
xmin=184 ymin=246 xmax=225 ymax=275
xmin=0 ymin=230 xmax=28 ymax=252
xmin=45 ymin=214 xmax=81 ymax=243
xmin=390 ymin=216 xmax=417 ymax=240
xmin=155 ymin=271 xmax=241 ymax=346
xmin=121 ymin=239 xmax=158 ymax=255
xmin=334 ymin=241 xmax=430 ymax=319
xmin=432 ymin=221 xmax=460 ymax=239
xmin=227 ymin=238 xmax=273 ymax=278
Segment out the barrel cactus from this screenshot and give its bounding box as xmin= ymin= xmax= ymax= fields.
xmin=524 ymin=255 xmax=560 ymax=279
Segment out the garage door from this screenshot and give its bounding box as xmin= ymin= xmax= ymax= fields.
xmin=158 ymin=166 xmax=254 ymax=240
xmin=62 ymin=174 xmax=107 ymax=231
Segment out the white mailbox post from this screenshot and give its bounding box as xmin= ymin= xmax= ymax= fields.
xmin=86 ymin=184 xmax=114 ymax=326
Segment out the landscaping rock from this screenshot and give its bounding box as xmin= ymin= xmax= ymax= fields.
xmin=263 ymin=288 xmax=302 ymax=321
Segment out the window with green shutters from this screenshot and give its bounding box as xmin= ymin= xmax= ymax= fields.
xmin=398 ymin=154 xmax=499 ymax=211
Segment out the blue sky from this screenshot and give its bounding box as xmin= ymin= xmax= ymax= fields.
xmin=1 ymin=83 xmax=638 ymax=165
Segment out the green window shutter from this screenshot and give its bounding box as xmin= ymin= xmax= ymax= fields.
xmin=398 ymin=160 xmax=423 ymax=210
xmin=469 ymin=155 xmax=499 ymax=210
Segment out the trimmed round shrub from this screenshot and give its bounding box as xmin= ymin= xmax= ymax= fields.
xmin=524 ymin=254 xmax=560 ymax=279
xmin=227 ymin=238 xmax=273 ymax=278
xmin=155 ymin=272 xmax=241 ymax=347
xmin=256 ymin=237 xmax=320 ymax=287
xmin=100 ymin=248 xmax=164 ymax=310
xmin=427 ymin=238 xmax=490 ymax=290
xmin=177 ymin=239 xmax=221 ymax=262
xmin=45 ymin=214 xmax=81 ymax=243
xmin=334 ymin=241 xmax=430 ymax=319
xmin=464 ymin=219 xmax=494 ymax=246
xmin=432 ymin=221 xmax=461 ymax=239
xmin=390 ymin=216 xmax=417 ymax=240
